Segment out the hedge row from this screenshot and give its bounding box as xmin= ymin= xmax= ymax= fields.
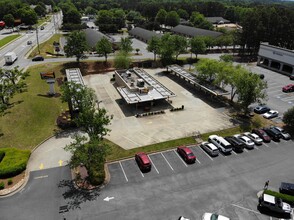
xmin=0 ymin=151 xmax=5 ymax=163
xmin=264 ymin=189 xmax=294 ymax=205
xmin=0 ymin=148 xmax=31 ymax=178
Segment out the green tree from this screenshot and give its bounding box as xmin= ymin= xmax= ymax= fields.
xmin=155 ymin=9 xmax=167 ymax=25
xmin=120 ymin=37 xmax=133 ymax=53
xmin=147 ymin=36 xmax=161 ymax=61
xmin=18 ymin=8 xmax=38 ymax=25
xmin=172 ymin=35 xmax=187 ymax=60
xmin=84 ymin=6 xmax=96 ymax=16
xmin=177 ymin=9 xmax=189 ymax=20
xmin=3 ymin=14 xmax=14 ymax=28
xmin=220 ymin=54 xmax=233 ymax=63
xmin=64 ymin=31 xmax=88 ymax=62
xmin=111 ymin=9 xmax=126 ymax=29
xmin=190 ymin=36 xmax=206 ymax=59
xmin=190 ymin=11 xmax=213 ymax=30
xmin=283 ymin=106 xmax=294 ymax=132
xmin=165 ymin=11 xmax=180 ymax=27
xmin=158 ymin=33 xmax=176 ymax=66
xmin=34 ymin=4 xmax=46 ymax=17
xmin=96 ymin=37 xmax=112 ymax=62
xmin=195 ymin=58 xmax=219 ymax=82
xmin=114 ymin=51 xmax=131 ymax=69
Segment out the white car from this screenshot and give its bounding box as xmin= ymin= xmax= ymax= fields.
xmin=202 ymin=213 xmax=230 ymax=220
xmin=263 ymin=110 xmax=279 ymax=119
xmin=234 ymin=134 xmax=255 ymax=149
xmin=178 ymin=216 xmax=190 ymax=220
xmin=243 ymin=132 xmax=263 ymax=145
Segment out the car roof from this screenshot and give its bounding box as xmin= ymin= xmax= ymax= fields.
xmin=241 ymin=136 xmax=250 ymax=141
xmin=179 ymin=146 xmax=193 ymax=154
xmin=263 ymin=194 xmax=275 ymax=204
xmin=206 ymin=142 xmax=218 ymax=150
xmin=136 ymin=152 xmax=150 ymax=164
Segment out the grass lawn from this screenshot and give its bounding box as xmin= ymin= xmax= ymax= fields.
xmin=0 ymin=34 xmax=20 ymax=48
xmin=0 ymin=62 xmax=67 ymax=150
xmin=29 ymin=34 xmax=65 ymax=58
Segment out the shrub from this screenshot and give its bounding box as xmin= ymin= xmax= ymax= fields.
xmin=0 ymin=148 xmax=30 ymax=178
xmin=87 ymin=163 xmax=105 ymax=186
xmin=0 ymin=151 xmax=5 ymax=163
xmin=264 ymin=190 xmax=294 ymax=205
xmin=0 ymin=182 xmax=4 ymax=190
xmin=8 ymin=179 xmax=13 ymax=185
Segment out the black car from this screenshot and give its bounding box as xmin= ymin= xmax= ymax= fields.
xmin=279 ymin=182 xmax=294 ymax=196
xmin=254 ymin=105 xmax=270 ymax=114
xmin=290 ymin=74 xmax=294 ymax=80
xmin=32 ymin=55 xmax=44 ymax=61
xmin=263 ymin=127 xmax=281 ymax=141
xmin=224 ymin=136 xmax=245 ymax=153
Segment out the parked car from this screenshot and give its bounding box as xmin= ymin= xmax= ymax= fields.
xmin=200 ymin=141 xmax=219 ymax=157
xmin=252 ymin=128 xmax=271 ymax=143
xmin=282 ymin=84 xmax=294 ymax=92
xmin=271 ymin=126 xmax=291 ymax=140
xmin=263 ymin=110 xmax=279 ymax=119
xmin=224 ymin=136 xmax=245 ymax=153
xmin=254 ymin=105 xmax=270 ymax=114
xmin=258 ymin=193 xmax=292 ymax=214
xmin=290 ymin=74 xmax=294 ymax=80
xmin=208 ymin=135 xmax=232 ymax=154
xmin=27 ymin=40 xmax=32 ymax=45
xmin=233 ymin=134 xmax=254 ymax=149
xmin=32 ymin=55 xmax=44 ymax=61
xmin=178 ymin=216 xmax=190 ymax=220
xmin=263 ymin=127 xmax=281 ymax=141
xmin=177 ymin=146 xmax=196 ymax=164
xmin=135 ymin=152 xmax=151 ymax=172
xmin=40 ymin=26 xmax=44 ymax=30
xmin=202 ymin=213 xmax=230 ymax=220
xmin=243 ymin=132 xmax=263 ymax=145
xmin=279 ymin=182 xmax=294 ymax=196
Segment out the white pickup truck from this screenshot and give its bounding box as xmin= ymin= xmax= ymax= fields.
xmin=4 ymin=51 xmax=18 ymax=65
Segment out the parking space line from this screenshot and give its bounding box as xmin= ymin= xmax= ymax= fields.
xmin=255 ymin=146 xmax=260 ymax=150
xmin=196 ymin=158 xmax=201 ymax=164
xmin=232 ymin=151 xmax=237 ymax=155
xmin=161 ymin=153 xmax=174 ymax=171
xmin=244 ymin=149 xmax=249 ymax=153
xmin=139 ymin=170 xmax=144 ymax=177
xmin=231 ymin=204 xmax=260 ymax=214
xmin=174 ymin=150 xmax=188 ymax=167
xmin=273 ymin=141 xmax=279 ymax=145
xmin=199 ymin=147 xmax=213 ymax=161
xmin=119 ymin=161 xmax=128 ymax=182
xmin=148 ymin=155 xmax=159 ymax=174
xmin=263 ymin=143 xmax=270 ymax=148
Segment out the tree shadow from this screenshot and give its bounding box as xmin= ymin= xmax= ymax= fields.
xmin=58 ymin=179 xmax=101 ymax=210
xmin=53 ymin=128 xmax=80 ymax=139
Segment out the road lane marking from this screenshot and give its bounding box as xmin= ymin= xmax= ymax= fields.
xmin=263 ymin=143 xmax=270 ymax=148
xmin=34 ymin=175 xmax=48 ymax=180
xmin=174 ymin=150 xmax=188 ymax=167
xmin=148 ymin=155 xmax=159 ymax=174
xmin=231 ymin=204 xmax=260 ymax=214
xmin=119 ymin=161 xmax=128 ymax=182
xmin=199 ymin=146 xmax=213 ymax=161
xmin=161 ymin=152 xmax=174 ymax=171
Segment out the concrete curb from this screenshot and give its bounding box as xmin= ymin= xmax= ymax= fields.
xmin=0 ymin=33 xmax=23 ymax=50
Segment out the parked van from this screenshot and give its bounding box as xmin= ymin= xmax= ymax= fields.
xmin=259 ymin=193 xmax=292 ymax=214
xmin=208 ymin=135 xmax=232 ymax=154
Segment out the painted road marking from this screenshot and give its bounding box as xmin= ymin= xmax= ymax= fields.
xmin=148 ymin=155 xmax=159 ymax=174
xmin=34 ymin=175 xmax=48 ymax=180
xmin=119 ymin=161 xmax=128 ymax=182
xmin=263 ymin=143 xmax=270 ymax=148
xmin=174 ymin=150 xmax=188 ymax=167
xmin=231 ymin=204 xmax=260 ymax=214
xmin=161 ymin=152 xmax=174 ymax=171
xmin=39 ymin=163 xmax=44 ymax=169
xmin=198 ymin=146 xmax=213 ymax=161
xmin=103 ymin=196 xmax=114 ymax=202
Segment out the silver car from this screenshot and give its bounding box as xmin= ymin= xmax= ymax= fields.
xmin=234 ymin=134 xmax=255 ymax=149
xmin=271 ymin=126 xmax=291 ymax=140
xmin=200 ymin=141 xmax=219 ymax=157
xmin=243 ymin=132 xmax=263 ymax=145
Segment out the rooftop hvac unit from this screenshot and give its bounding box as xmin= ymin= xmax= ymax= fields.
xmin=137 ymin=79 xmax=144 ymax=87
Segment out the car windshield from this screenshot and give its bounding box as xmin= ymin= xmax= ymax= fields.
xmin=211 ymin=214 xmax=219 ymax=220
xmin=187 ymin=153 xmax=194 ymax=157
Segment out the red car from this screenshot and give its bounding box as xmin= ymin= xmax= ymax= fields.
xmin=177 ymin=146 xmax=196 ymax=164
xmin=282 ymin=84 xmax=294 ymax=92
xmin=135 ymin=152 xmax=151 ymax=172
xmin=252 ymin=128 xmax=271 ymax=143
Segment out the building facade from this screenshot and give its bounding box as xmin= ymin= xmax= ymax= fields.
xmin=257 ymin=43 xmax=294 ymax=75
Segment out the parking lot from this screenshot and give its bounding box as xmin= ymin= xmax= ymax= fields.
xmin=106 ymin=138 xmax=294 ymax=220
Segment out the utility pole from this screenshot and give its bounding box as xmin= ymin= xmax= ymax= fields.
xmin=36 ymin=25 xmax=40 ymax=54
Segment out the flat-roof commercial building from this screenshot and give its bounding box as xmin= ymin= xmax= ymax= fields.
xmin=171 ymin=25 xmax=223 ymax=38
xmin=115 ymin=68 xmax=175 ymax=105
xmin=257 ymin=43 xmax=294 ymax=75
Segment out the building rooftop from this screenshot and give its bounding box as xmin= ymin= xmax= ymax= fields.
xmin=171 ymin=25 xmax=223 ymax=38
xmin=116 ymin=68 xmax=175 ymax=104
xmin=83 ymin=29 xmax=113 ymax=48
xmin=205 ymin=17 xmax=230 ymax=24
xmin=129 ymin=27 xmax=162 ymax=42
